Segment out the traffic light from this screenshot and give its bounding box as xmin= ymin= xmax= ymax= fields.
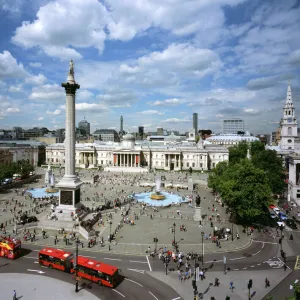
xmin=248 ymin=279 xmax=253 ymax=289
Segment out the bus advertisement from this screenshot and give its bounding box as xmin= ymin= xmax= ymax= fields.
xmin=0 ymin=236 xmax=22 ymax=259
xmin=38 ymin=247 xmax=119 ymax=287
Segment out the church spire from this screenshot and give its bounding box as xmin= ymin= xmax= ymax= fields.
xmin=285 ymin=80 xmax=293 ymax=109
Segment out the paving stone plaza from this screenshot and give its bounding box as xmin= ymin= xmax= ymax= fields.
xmin=0 ymin=168 xmax=251 ymax=255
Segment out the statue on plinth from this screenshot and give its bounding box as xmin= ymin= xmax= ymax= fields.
xmin=195 ymin=194 xmax=201 ymax=207
xmin=69 ymin=59 xmax=74 ymax=75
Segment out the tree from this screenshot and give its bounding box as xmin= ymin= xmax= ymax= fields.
xmin=251 ymin=149 xmax=285 ymax=195
xmin=218 ymin=159 xmax=271 ymax=224
xmin=208 ymin=161 xmax=229 ymax=192
xmin=250 ymin=140 xmax=265 ymax=157
xmin=229 ymin=141 xmax=248 ymax=165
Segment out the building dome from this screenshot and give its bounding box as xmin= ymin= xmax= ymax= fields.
xmin=123 ymin=133 xmax=135 ymax=141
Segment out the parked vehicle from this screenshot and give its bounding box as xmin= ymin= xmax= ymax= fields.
xmin=2 ymin=178 xmax=12 ymax=185
xmin=273 ymin=207 xmax=280 ymax=215
xmin=278 ymin=212 xmax=288 ymax=221
xmin=286 ymin=219 xmax=297 ymax=229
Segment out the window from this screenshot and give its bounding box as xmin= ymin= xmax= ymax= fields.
xmin=200 ymin=156 xmax=202 ymax=159
xmin=192 ymin=163 xmax=195 ymax=167
xmin=200 ymin=163 xmax=203 ymax=168
xmin=297 ymin=190 xmax=300 ymax=198
xmin=51 ymin=158 xmax=54 ymax=162
xmin=288 ymin=147 xmax=292 ymax=150
xmin=212 ymin=163 xmax=215 ymax=168
xmin=56 ymin=159 xmax=58 ymax=162
xmin=289 ymin=110 xmax=291 ymax=115
xmin=187 ymin=162 xmax=189 ymax=167
xmin=288 ymin=127 xmax=292 ymax=135
xmin=101 ymin=160 xmax=103 ymax=164
xmin=288 ymin=139 xmax=292 ymax=143
xmin=156 ymin=161 xmax=158 ymax=166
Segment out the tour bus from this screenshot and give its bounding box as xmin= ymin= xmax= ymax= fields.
xmin=71 ymin=256 xmax=119 ymax=287
xmin=0 ymin=236 xmax=22 ymax=259
xmin=38 ymin=247 xmax=119 ymax=287
xmin=38 ymin=248 xmax=73 ymax=271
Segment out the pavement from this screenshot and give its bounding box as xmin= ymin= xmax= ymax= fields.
xmin=148 ymin=269 xmax=292 ymax=300
xmin=0 ymin=273 xmax=99 ymax=300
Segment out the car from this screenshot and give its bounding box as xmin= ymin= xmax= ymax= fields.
xmin=273 ymin=207 xmax=280 ymax=214
xmin=270 ymin=213 xmax=277 ymax=219
xmin=2 ymin=178 xmax=12 ymax=185
xmin=269 ymin=204 xmax=276 ymax=209
xmin=278 ymin=212 xmax=288 ymax=221
xmin=277 ymin=221 xmax=285 ymax=228
xmin=286 ymin=219 xmax=297 ymax=229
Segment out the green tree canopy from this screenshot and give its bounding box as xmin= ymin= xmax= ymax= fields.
xmin=218 ymin=159 xmax=271 ymax=224
xmin=229 ymin=141 xmax=248 ymax=165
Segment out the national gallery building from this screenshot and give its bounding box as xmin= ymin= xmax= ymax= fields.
xmin=46 ymin=133 xmax=229 ymax=172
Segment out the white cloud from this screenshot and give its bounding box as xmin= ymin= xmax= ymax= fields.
xmin=0 ymin=51 xmax=27 ymax=79
xmin=244 ymin=108 xmax=259 ymax=114
xmin=76 ymin=103 xmax=109 ymax=112
xmin=6 ymin=107 xmax=20 ymax=113
xmin=29 ymin=84 xmax=64 ymax=101
xmin=8 ymin=84 xmax=23 ymax=93
xmin=47 ymin=109 xmax=61 ymax=115
xmin=97 ymin=89 xmax=137 ymax=107
xmin=137 ymin=110 xmax=164 ymax=115
xmin=288 ymin=49 xmax=300 ymax=65
xmin=161 ymin=118 xmax=190 ymax=123
xmin=25 ymin=73 xmax=47 ymax=85
xmin=37 ymin=116 xmax=44 ymax=121
xmin=12 ymin=0 xmax=109 ymax=59
xmin=77 ymin=89 xmax=94 ymax=101
xmin=29 ymin=62 xmax=42 ymax=68
xmin=150 ymin=98 xmax=181 ymax=106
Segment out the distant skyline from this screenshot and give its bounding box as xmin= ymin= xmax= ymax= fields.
xmin=0 ymin=0 xmax=300 ymax=134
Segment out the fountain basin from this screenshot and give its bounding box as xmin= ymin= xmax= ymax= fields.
xmin=26 ymin=188 xmax=59 ymax=198
xmin=150 ymin=192 xmax=166 ymax=200
xmin=134 ymin=191 xmax=188 ymax=207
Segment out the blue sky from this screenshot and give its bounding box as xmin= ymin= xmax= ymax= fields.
xmin=0 ymin=0 xmax=300 ymax=134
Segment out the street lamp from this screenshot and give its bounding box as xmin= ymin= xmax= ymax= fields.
xmin=201 ymin=232 xmax=204 ymax=268
xmin=232 ymin=223 xmax=234 ymax=241
xmin=109 ymin=220 xmax=112 ymax=243
xmin=75 ymin=239 xmax=81 ymax=293
xmin=173 ymin=222 xmax=176 ymax=247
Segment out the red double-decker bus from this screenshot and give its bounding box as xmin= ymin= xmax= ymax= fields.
xmin=0 ymin=236 xmax=22 ymax=259
xmin=38 ymin=248 xmax=73 ymax=271
xmin=38 ymin=247 xmax=119 ymax=287
xmin=71 ymin=256 xmax=119 ymax=288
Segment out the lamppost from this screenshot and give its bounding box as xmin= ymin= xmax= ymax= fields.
xmin=109 ymin=220 xmax=112 ymax=243
xmin=75 ymin=239 xmax=80 ymax=293
xmin=173 ymin=222 xmax=176 ymax=246
xmin=232 ymin=223 xmax=234 ymax=241
xmin=201 ymin=232 xmax=204 ymax=268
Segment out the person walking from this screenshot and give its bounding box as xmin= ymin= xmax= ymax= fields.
xmin=265 ymin=278 xmax=270 ymax=288
xmin=13 ymin=290 xmax=17 ymax=300
xmin=230 ymin=281 xmax=234 ymax=291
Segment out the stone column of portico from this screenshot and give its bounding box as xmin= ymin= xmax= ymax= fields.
xmin=179 ymin=153 xmax=181 ymax=170
xmin=165 ymin=154 xmax=167 ymax=167
xmin=133 ymin=154 xmax=135 ymax=167
xmin=168 ymin=154 xmax=171 ymax=170
xmin=126 ymin=154 xmax=128 ymax=167
xmin=93 ymin=153 xmax=96 ymax=166
xmin=138 ymin=154 xmax=140 ymax=167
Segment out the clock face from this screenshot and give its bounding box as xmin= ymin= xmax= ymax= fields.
xmin=287 ymin=117 xmax=292 ymax=123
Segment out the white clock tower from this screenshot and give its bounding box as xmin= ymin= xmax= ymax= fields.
xmin=280 ymin=82 xmax=298 ymax=150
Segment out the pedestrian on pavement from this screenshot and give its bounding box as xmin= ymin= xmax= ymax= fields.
xmin=13 ymin=290 xmax=17 ymax=300
xmin=230 ymin=281 xmax=234 ymax=291
xmin=214 ymin=278 xmax=219 ymax=287
xmin=265 ymin=278 xmax=270 ymax=288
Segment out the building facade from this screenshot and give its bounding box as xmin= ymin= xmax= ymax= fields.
xmin=0 ymin=141 xmax=46 ymax=166
xmin=46 ymin=133 xmax=229 ymax=171
xmin=222 ymin=119 xmax=244 ymax=134
xmin=205 ymin=133 xmax=259 ymax=147
xmin=0 ymin=149 xmax=13 ymax=165
xmin=93 ymin=129 xmax=120 ymax=142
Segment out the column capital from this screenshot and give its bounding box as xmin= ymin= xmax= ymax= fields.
xmin=61 ymin=82 xmax=80 ymax=94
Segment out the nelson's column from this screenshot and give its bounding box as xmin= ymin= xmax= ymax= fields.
xmin=56 ymin=60 xmax=82 ymax=219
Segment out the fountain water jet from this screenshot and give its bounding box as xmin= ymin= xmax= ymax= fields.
xmin=150 ymin=177 xmax=166 ymax=200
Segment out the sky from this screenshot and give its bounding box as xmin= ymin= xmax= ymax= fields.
xmin=0 ymin=0 xmax=300 ymax=134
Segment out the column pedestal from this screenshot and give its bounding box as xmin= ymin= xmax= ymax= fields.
xmin=193 ymin=206 xmax=202 ymax=221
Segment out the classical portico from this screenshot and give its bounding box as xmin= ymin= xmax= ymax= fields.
xmin=113 ymin=152 xmax=141 ymax=167
xmin=80 ymin=151 xmax=97 ymax=168
xmin=164 ymin=153 xmax=181 ymax=171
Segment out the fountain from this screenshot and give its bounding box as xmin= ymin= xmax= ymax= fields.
xmin=45 ymin=174 xmax=59 ymax=193
xmin=134 ymin=177 xmax=190 ymax=207
xmin=150 ymin=177 xmax=166 ymax=200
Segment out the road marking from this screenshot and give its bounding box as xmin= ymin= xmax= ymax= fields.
xmin=230 ymin=257 xmax=244 ymax=261
xmin=278 ymin=257 xmax=291 ymax=270
xmin=149 ymin=291 xmax=159 ymax=300
xmin=104 ymin=258 xmax=122 ymax=261
xmin=257 ymin=263 xmax=261 ymax=266
xmin=234 ymin=269 xmax=239 ymax=271
xmin=294 ymin=256 xmax=300 ymax=270
xmin=34 ymin=261 xmax=39 ymax=264
xmin=83 ymin=256 xmax=96 ymax=258
xmin=172 ymin=297 xmax=181 ymax=300
xmin=112 ymin=289 xmax=125 ymax=298
xmin=205 ymin=260 xmax=222 ymax=263
xmin=146 ymin=256 xmax=152 ymax=272
xmin=125 ymin=278 xmax=143 ymax=287
xmin=262 ymin=243 xmax=264 ymax=249
xmin=250 ymin=265 xmax=255 ymax=268
xmin=33 ymin=250 xmax=39 ymax=252
xmin=252 ymin=250 xmax=261 ymax=256
xmin=243 ymin=267 xmax=247 ymax=270
xmin=253 ymin=240 xmax=277 ymax=245
xmin=27 ymin=269 xmax=45 ymax=274
xmin=127 ymin=268 xmax=145 ymax=274
xmin=23 ymin=256 xmax=36 ymax=259
xmin=129 ymin=260 xmax=148 ymax=264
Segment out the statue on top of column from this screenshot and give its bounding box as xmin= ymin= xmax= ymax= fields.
xmin=69 ymin=59 xmax=74 ymax=75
